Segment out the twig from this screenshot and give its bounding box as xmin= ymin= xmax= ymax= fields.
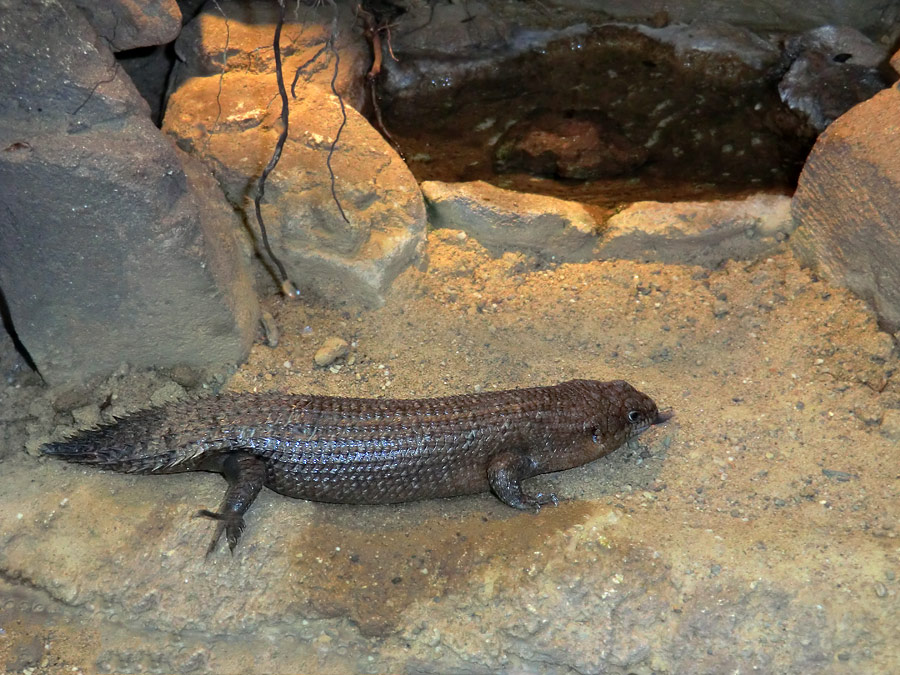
xmin=325 ymin=32 xmax=350 ymax=223
xmin=204 ymin=0 xmax=230 ymax=150
xmin=254 ymin=0 xmax=298 ymax=297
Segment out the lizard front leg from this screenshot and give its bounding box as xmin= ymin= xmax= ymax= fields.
xmin=487 ymin=451 xmax=559 ymax=512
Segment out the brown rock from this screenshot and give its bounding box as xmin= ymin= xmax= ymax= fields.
xmin=171 ymin=0 xmax=369 ymax=111
xmin=791 ymin=86 xmax=900 ymax=331
xmin=164 ymin=74 xmax=426 ymax=307
xmin=494 ymin=110 xmax=648 ymax=179
xmin=314 ymin=337 xmax=350 ymax=367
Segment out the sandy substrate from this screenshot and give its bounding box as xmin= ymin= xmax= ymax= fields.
xmin=0 ymin=228 xmax=898 ymax=674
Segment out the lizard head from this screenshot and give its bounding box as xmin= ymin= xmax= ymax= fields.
xmin=587 ymin=380 xmax=673 ymax=448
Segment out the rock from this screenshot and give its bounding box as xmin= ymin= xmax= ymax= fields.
xmin=164 ymin=74 xmax=426 ymax=307
xmin=597 ymin=194 xmax=793 ymax=267
xmin=421 ymin=181 xmax=598 ymax=262
xmin=892 ymin=47 xmax=900 ymax=76
xmin=881 ymin=410 xmax=900 ymax=441
xmin=777 ymin=26 xmax=889 ymax=132
xmin=71 ymin=404 xmax=101 ymax=429
xmin=494 ymin=110 xmax=648 ymax=179
xmin=0 ymin=0 xmax=259 ymax=386
xmin=314 ymin=337 xmax=349 ymax=367
xmin=171 ymin=0 xmax=369 ymax=111
xmin=117 ymin=45 xmax=175 ymax=124
xmin=73 ymin=0 xmax=181 ymax=51
xmin=791 ymin=86 xmax=900 ymax=331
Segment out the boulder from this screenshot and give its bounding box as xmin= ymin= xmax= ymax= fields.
xmin=597 ymin=194 xmax=794 ymax=267
xmin=165 ymin=74 xmax=425 ymax=307
xmin=494 ymin=110 xmax=649 ymax=179
xmin=171 ymin=0 xmax=370 ymax=111
xmin=0 ymin=0 xmax=259 ymax=386
xmin=777 ymin=26 xmax=890 ymax=132
xmin=72 ymin=0 xmax=181 ymax=51
xmin=421 ymin=180 xmax=598 ymax=261
xmin=791 ymin=86 xmax=900 ymax=331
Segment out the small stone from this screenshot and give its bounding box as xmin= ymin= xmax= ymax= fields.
xmin=874 ymin=582 xmax=887 ymax=597
xmin=880 ymin=409 xmax=900 ymax=440
xmin=71 ymin=404 xmax=101 ymax=429
xmin=168 ymin=364 xmax=204 ymax=389
xmin=314 ymin=337 xmax=350 ymax=367
xmin=150 ymin=382 xmax=186 ymax=408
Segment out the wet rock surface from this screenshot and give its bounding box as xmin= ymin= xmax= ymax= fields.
xmin=777 ymin=25 xmax=891 ymax=132
xmin=2 ymin=225 xmax=899 ymax=672
xmin=494 ymin=109 xmax=649 ymax=179
xmin=791 ymin=85 xmax=900 ymax=332
xmin=381 ymin=16 xmax=815 ymax=200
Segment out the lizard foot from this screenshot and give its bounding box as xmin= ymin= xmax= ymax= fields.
xmin=195 ymin=509 xmax=246 ymax=557
xmin=522 ymin=492 xmax=560 ymax=514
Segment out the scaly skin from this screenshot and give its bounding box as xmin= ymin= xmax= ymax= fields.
xmin=43 ymin=379 xmax=671 ymax=554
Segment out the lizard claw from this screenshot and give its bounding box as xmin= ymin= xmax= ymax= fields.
xmin=195 ymin=509 xmax=245 ymax=557
xmin=525 ymin=492 xmax=560 ymax=513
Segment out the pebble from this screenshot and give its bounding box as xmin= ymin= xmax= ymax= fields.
xmin=150 ymin=382 xmax=185 ymax=407
xmin=879 ymin=410 xmax=900 ymax=440
xmin=314 ymin=337 xmax=350 ymax=367
xmin=71 ymin=404 xmax=101 ymax=429
xmin=874 ymin=582 xmax=887 ymax=598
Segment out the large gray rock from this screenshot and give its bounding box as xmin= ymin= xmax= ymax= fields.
xmin=422 ymin=180 xmax=598 ymax=262
xmin=165 ymin=72 xmax=426 ymax=307
xmin=73 ymin=0 xmax=181 ymax=51
xmin=791 ymin=85 xmax=900 ymax=332
xmin=597 ymin=195 xmax=794 ymax=267
xmin=0 ymin=0 xmax=259 ymax=386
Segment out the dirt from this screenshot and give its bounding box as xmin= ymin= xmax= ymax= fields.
xmin=1 ymin=225 xmax=898 ymax=674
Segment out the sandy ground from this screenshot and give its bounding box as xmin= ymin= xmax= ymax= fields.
xmin=0 ymin=226 xmax=898 ymax=674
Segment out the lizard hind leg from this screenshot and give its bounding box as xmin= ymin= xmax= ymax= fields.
xmin=195 ymin=452 xmax=267 ymax=556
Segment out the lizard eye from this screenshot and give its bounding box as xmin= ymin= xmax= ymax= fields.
xmin=627 ymin=410 xmax=642 ymax=423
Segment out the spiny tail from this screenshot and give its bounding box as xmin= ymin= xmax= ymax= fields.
xmin=41 ymin=406 xmax=196 ymax=474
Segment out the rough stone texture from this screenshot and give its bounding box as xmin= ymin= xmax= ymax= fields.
xmin=117 ymin=44 xmax=175 ymax=125
xmin=791 ymin=85 xmax=900 ymax=332
xmin=171 ymin=0 xmax=370 ymax=112
xmin=73 ymin=0 xmax=181 ymax=51
xmin=597 ymin=194 xmax=794 ymax=267
xmin=422 ymin=181 xmax=598 ymax=262
xmin=0 ymin=0 xmax=259 ymax=386
xmin=778 ymin=26 xmax=890 ymax=132
xmin=164 ymin=69 xmax=426 ymax=307
xmin=494 ymin=110 xmax=649 ymax=179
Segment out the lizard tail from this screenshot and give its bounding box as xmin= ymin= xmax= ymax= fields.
xmin=41 ymin=408 xmax=188 ymax=473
